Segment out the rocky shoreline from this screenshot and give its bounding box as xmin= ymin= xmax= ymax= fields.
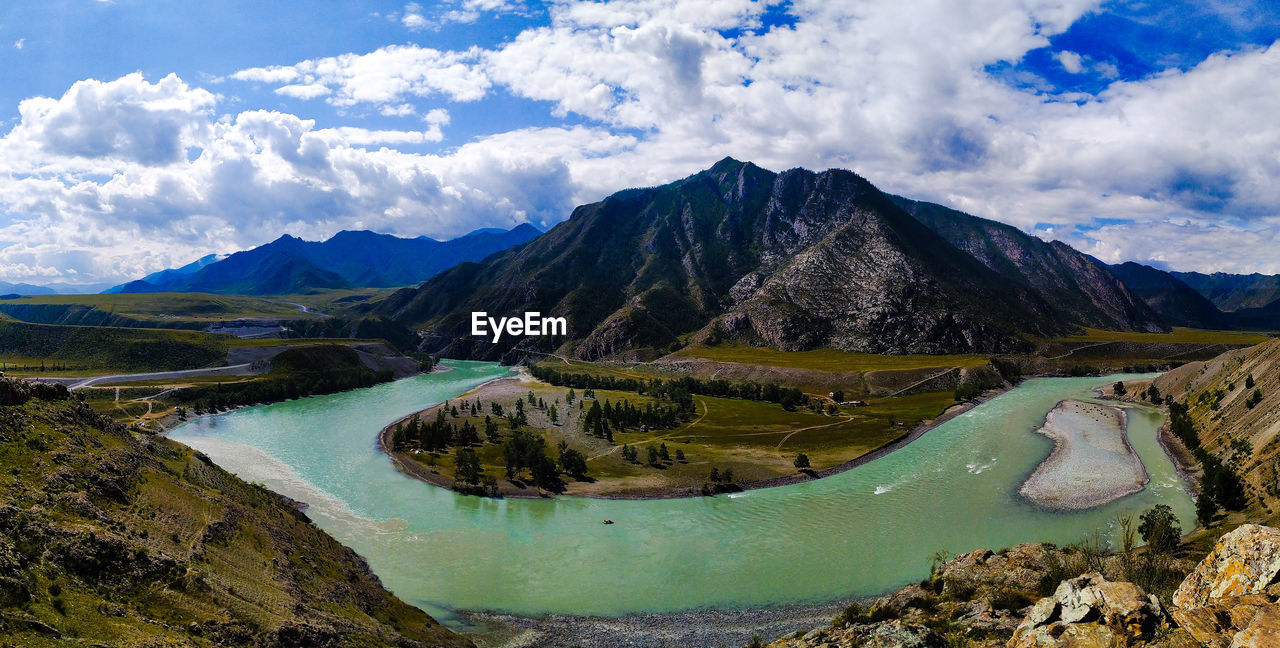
xmin=460 ymin=601 xmax=855 ymax=648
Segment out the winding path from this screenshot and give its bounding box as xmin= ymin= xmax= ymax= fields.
xmin=64 ymin=363 xmax=257 ymax=390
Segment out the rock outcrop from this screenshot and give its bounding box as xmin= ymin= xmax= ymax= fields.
xmin=770 ymin=523 xmax=1280 ymax=648
xmin=1166 ymin=524 xmax=1280 ymax=647
xmin=1008 ymin=573 xmax=1165 ymax=647
xmin=1172 ymin=524 xmax=1280 ymax=608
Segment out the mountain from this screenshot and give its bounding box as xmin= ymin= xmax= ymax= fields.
xmin=890 ymin=196 xmax=1164 ymax=333
xmin=1172 ymin=271 xmax=1280 ymax=312
xmin=0 ymin=378 xmax=470 ymax=647
xmin=372 ymin=158 xmax=1173 ymax=361
xmin=1107 ymin=262 xmax=1228 ymax=329
xmin=103 ymin=253 xmax=223 ymax=294
xmin=0 ymin=281 xmax=57 ymax=296
xmin=112 ymin=224 xmax=541 ymax=295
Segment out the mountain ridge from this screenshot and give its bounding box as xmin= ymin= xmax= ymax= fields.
xmin=372 ymin=158 xmax=1167 ymax=361
xmin=111 ymin=224 xmax=540 ymax=295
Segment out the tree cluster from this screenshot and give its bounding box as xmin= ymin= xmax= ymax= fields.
xmin=180 ymin=368 xmax=392 ymax=413
xmin=1168 ymin=400 xmax=1247 ymax=525
xmin=391 ymin=409 xmax=482 ymax=452
xmin=529 ymin=366 xmax=807 ymax=410
xmin=581 ymin=398 xmax=688 ymax=440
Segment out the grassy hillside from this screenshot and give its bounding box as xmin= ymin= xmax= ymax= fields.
xmin=0 ymin=378 xmax=469 ymax=647
xmin=0 ymin=293 xmax=313 ymax=326
xmin=76 ymin=344 xmax=413 ymax=427
xmin=0 ymin=321 xmax=229 ymax=373
xmin=1145 ymin=338 xmax=1280 ymax=527
xmin=1054 ymin=326 xmax=1274 ymax=345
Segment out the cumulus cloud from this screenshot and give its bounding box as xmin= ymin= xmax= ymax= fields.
xmin=4 ymin=0 xmax=1280 ymax=281
xmin=401 ymin=2 xmax=429 ymax=30
xmin=231 ymin=45 xmax=489 ymax=105
xmin=1055 ymin=50 xmax=1085 ymax=73
xmin=0 ymin=75 xmax=629 ymax=282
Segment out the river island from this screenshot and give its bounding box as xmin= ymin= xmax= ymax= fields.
xmin=1019 ymin=399 xmax=1150 ymax=510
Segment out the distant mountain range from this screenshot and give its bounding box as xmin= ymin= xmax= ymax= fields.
xmin=370 ymin=158 xmax=1174 ymax=361
xmin=1106 ymin=263 xmax=1280 ymax=331
xmin=105 ymin=225 xmax=541 ymax=295
xmin=1171 ymin=271 xmax=1280 ymax=312
xmin=102 ymin=254 xmax=224 ymax=294
xmin=0 ymin=281 xmax=58 ymax=296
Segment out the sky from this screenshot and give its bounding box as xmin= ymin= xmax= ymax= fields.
xmin=0 ymin=0 xmax=1278 ymax=288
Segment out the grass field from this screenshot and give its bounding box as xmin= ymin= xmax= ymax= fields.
xmin=0 ymin=321 xmax=229 ymax=374
xmin=274 ymin=288 xmax=393 ymax=314
xmin=400 ymin=373 xmax=956 ymax=497
xmin=0 ymin=318 xmax=384 ymax=378
xmin=0 ymin=292 xmax=316 ymax=322
xmin=1055 ymin=327 xmax=1275 ymax=345
xmin=672 ymin=344 xmax=991 ymax=372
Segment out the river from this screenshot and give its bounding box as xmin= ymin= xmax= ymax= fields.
xmin=169 ymin=361 xmax=1194 ymax=623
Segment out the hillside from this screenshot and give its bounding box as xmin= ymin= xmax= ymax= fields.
xmin=0 ymin=379 xmax=470 ymax=647
xmin=1174 ymin=270 xmax=1280 ymax=311
xmin=1148 ymin=337 xmax=1280 ymax=515
xmin=113 ymin=225 xmax=540 ymax=295
xmin=0 ymin=321 xmax=230 ymax=373
xmin=1108 ymin=262 xmax=1228 ymax=329
xmin=892 ymin=196 xmax=1164 ymax=333
xmin=373 ymin=158 xmax=1178 ymax=362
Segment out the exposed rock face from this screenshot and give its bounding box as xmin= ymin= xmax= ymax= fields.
xmin=1163 ymin=524 xmax=1280 ymax=648
xmin=377 ymin=158 xmax=1164 ymax=361
xmin=1173 ymin=524 xmax=1280 ymax=608
xmin=1008 ymin=573 xmax=1165 ymax=647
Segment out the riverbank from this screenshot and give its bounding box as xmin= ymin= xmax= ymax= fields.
xmin=1019 ymin=399 xmax=1149 ymax=510
xmin=377 ymin=374 xmax=1006 ymax=500
xmin=460 ymin=601 xmax=853 ymax=648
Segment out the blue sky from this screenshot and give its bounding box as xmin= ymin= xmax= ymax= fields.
xmin=0 ymin=0 xmax=1278 ymax=288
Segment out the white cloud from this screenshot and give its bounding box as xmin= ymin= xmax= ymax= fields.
xmin=0 ymin=75 xmax=625 ymax=283
xmin=380 ymin=103 xmax=418 ymax=117
xmin=442 ymin=0 xmax=523 ymax=25
xmin=402 ymin=2 xmax=429 ymax=30
xmin=1055 ymin=50 xmax=1085 ymax=73
xmin=5 ymin=0 xmax=1280 ymax=281
xmin=231 ymin=45 xmax=490 ymax=105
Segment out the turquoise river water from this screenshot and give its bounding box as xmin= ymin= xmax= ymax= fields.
xmin=169 ymin=361 xmax=1195 ymax=622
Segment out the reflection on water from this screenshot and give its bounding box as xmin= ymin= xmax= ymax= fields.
xmin=171 ymin=362 xmax=1194 ymax=618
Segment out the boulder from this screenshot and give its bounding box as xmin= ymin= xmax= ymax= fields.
xmin=1008 ymin=573 xmax=1164 ymax=647
xmin=1231 ymin=604 xmax=1280 ymax=648
xmin=1173 ymin=524 xmax=1280 ymax=609
xmin=1169 ymin=595 xmax=1279 ymax=648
